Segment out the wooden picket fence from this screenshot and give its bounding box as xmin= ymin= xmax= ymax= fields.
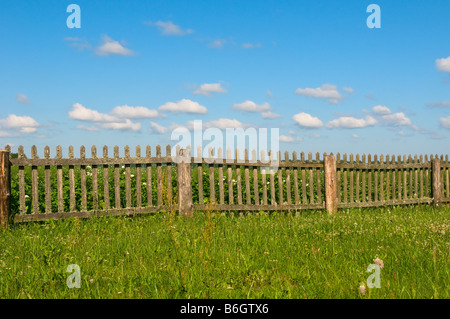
xmin=0 ymin=144 xmax=450 ymax=228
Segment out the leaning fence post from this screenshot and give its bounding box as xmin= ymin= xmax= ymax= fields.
xmin=432 ymin=158 xmax=441 ymax=207
xmin=324 ymin=155 xmax=337 ymax=214
xmin=0 ymin=149 xmax=11 ymax=229
xmin=177 ymin=148 xmax=193 ymax=217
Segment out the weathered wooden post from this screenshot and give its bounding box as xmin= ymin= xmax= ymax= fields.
xmin=324 ymin=155 xmax=337 ymax=214
xmin=432 ymin=158 xmax=441 ymax=207
xmin=177 ymin=148 xmax=193 ymax=217
xmin=0 ymin=149 xmax=11 ymax=229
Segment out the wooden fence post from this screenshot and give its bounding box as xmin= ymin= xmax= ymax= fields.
xmin=0 ymin=149 xmax=11 ymax=229
xmin=324 ymin=155 xmax=337 ymax=214
xmin=177 ymin=148 xmax=193 ymax=217
xmin=432 ymin=158 xmax=441 ymax=207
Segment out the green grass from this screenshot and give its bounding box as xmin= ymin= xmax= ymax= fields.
xmin=0 ymin=205 xmax=449 ymax=299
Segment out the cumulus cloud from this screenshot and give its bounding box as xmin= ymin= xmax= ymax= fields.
xmin=343 ymin=87 xmax=355 ymax=94
xmin=232 ymin=101 xmax=271 ymax=113
xmin=16 ymin=93 xmax=31 ymax=104
xmin=371 ymin=105 xmax=413 ymax=127
xmin=440 ymin=116 xmax=450 ymax=129
xmin=99 ymin=119 xmax=141 ymax=131
xmin=436 ymin=56 xmax=450 ymax=73
xmin=146 ymin=21 xmax=194 ymax=36
xmin=279 ymin=135 xmax=294 ymax=142
xmin=95 ymin=35 xmax=134 ymax=56
xmin=193 ymin=83 xmax=227 ymax=96
xmin=326 ymin=116 xmax=377 ymax=129
xmin=200 ymin=118 xmax=250 ymax=130
xmin=295 ymin=84 xmax=344 ymax=104
xmin=158 ymin=99 xmax=207 ymax=114
xmin=150 ymin=121 xmax=169 ymax=134
xmin=111 ymin=105 xmax=161 ymax=118
xmin=261 ymin=111 xmax=281 ymax=119
xmin=69 ymin=103 xmax=118 ymax=122
xmin=292 ymin=112 xmax=323 ymax=128
xmin=0 ymin=114 xmax=40 ymax=134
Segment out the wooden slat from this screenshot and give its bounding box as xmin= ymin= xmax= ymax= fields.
xmin=166 ymin=145 xmax=172 ymax=205
xmin=125 ymin=146 xmax=131 ymax=208
xmin=308 ymin=152 xmax=314 ymax=204
xmin=156 ymin=145 xmax=162 ymax=206
xmin=261 ymin=150 xmax=268 ymax=205
xmin=446 ymin=155 xmax=450 ymax=198
xmin=253 ymin=150 xmax=259 ymax=206
xmin=18 ymin=146 xmax=25 ymax=214
xmin=425 ymin=155 xmax=429 ymax=197
xmin=245 ymin=149 xmax=251 ymax=205
xmin=227 ymin=148 xmax=233 ymax=205
xmin=91 ymin=146 xmax=99 ymax=211
xmin=361 ymin=154 xmax=366 ymax=202
xmin=316 ymin=152 xmax=322 ymax=204
xmin=80 ymin=146 xmax=87 ymax=211
xmin=147 ymin=146 xmax=152 ymax=207
xmin=69 ymin=146 xmax=75 ymax=212
xmin=397 ymin=155 xmax=402 ymax=200
xmin=210 ymin=148 xmax=216 ymax=204
xmin=349 ymin=154 xmax=354 ymax=203
xmin=374 ymin=154 xmax=378 ymax=202
xmin=301 ymin=152 xmax=307 ymax=204
xmin=403 ymin=155 xmax=407 ymax=199
xmin=103 ymin=146 xmax=110 ymax=210
xmin=285 ymin=151 xmax=291 ymax=205
xmin=278 ymin=151 xmax=283 ymax=205
xmin=56 ymin=146 xmax=64 ymax=213
xmin=44 ymin=146 xmax=51 ymax=213
xmin=391 ymin=155 xmax=396 ymax=200
xmin=269 ymin=151 xmax=275 ymax=205
xmin=136 ymin=146 xmax=142 ymax=208
xmin=293 ymin=151 xmax=299 ymax=205
xmin=355 ymin=154 xmax=360 ymax=202
xmin=114 ymin=146 xmax=121 ymax=209
xmin=343 ymin=153 xmax=348 ymax=203
xmin=336 ymin=153 xmax=341 ymax=203
xmin=219 ymin=148 xmax=225 ymax=205
xmin=379 ymin=155 xmax=384 ymax=202
xmin=385 ymin=155 xmax=390 ymax=201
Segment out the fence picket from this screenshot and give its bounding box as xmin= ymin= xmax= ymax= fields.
xmin=103 ymin=146 xmax=110 ymax=210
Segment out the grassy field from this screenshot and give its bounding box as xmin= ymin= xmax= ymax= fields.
xmin=0 ymin=205 xmax=449 ymax=299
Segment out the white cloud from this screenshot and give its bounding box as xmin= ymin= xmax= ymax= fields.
xmin=0 ymin=114 xmax=40 ymax=134
xmin=265 ymin=90 xmax=274 ymax=98
xmin=100 ymin=119 xmax=141 ymax=131
xmin=295 ymin=84 xmax=344 ymax=104
xmin=292 ymin=112 xmax=323 ymax=128
xmin=111 ymin=105 xmax=161 ymax=118
xmin=95 ymin=35 xmax=134 ymax=56
xmin=150 ymin=121 xmax=169 ymax=134
xmin=326 ymin=116 xmax=377 ymax=129
xmin=208 ymin=39 xmax=226 ymax=49
xmin=197 ymin=118 xmax=250 ymax=130
xmin=16 ymin=93 xmax=31 ymax=104
xmin=65 ymin=37 xmax=91 ymax=51
xmin=69 ymin=103 xmax=118 ymax=122
xmin=232 ymin=100 xmax=271 ymax=113
xmin=193 ymin=83 xmax=227 ymax=96
xmin=380 ymin=113 xmax=412 ymax=126
xmin=158 ymin=99 xmax=207 ymax=114
xmin=279 ymin=135 xmax=294 ymax=142
xmin=440 ymin=116 xmax=450 ymax=129
xmin=372 ymin=105 xmax=392 ymax=115
xmin=436 ymin=56 xmax=450 ymax=73
xmin=343 ymin=87 xmax=355 ymax=94
xmin=352 ymin=134 xmax=359 ymax=139
xmin=148 ymin=21 xmax=194 ymax=36
xmin=261 ymin=111 xmax=281 ymax=119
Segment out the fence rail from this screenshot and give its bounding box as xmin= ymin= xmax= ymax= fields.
xmin=0 ymin=144 xmax=449 ymax=228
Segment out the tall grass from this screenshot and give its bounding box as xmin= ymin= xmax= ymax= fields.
xmin=0 ymin=205 xmax=448 ymax=299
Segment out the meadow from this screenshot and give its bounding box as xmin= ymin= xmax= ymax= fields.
xmin=0 ymin=205 xmax=448 ymax=299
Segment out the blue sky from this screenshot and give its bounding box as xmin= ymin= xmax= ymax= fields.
xmin=1 ymin=0 xmax=450 ymax=158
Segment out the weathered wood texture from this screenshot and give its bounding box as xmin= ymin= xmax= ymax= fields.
xmin=4 ymin=145 xmax=450 ymax=225
xmin=0 ymin=150 xmax=11 ymax=228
